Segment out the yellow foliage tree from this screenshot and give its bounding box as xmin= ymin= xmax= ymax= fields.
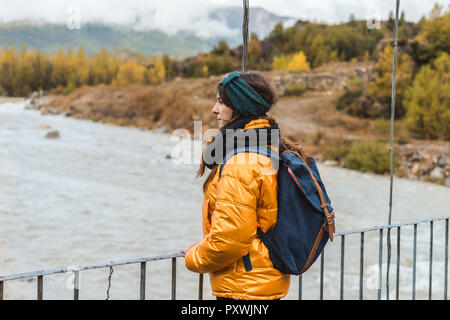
xmin=416 ymin=4 xmax=450 ymax=61
xmin=15 ymin=45 xmax=34 ymax=96
xmin=202 ymin=65 xmax=209 ymax=77
xmin=30 ymin=50 xmax=52 ymax=91
xmin=70 ymin=47 xmax=90 ymax=87
xmin=145 ymin=56 xmax=166 ymax=85
xmin=52 ymin=47 xmax=73 ymax=88
xmin=90 ymin=48 xmax=114 ymax=85
xmin=248 ymin=33 xmax=262 ymax=69
xmin=368 ymin=45 xmax=414 ymax=118
xmin=273 ymin=51 xmax=310 ymax=73
xmin=0 ymin=46 xmax=18 ymax=96
xmin=115 ymin=59 xmax=145 ymax=86
xmin=405 ymin=51 xmax=450 ymax=140
xmin=272 ymin=54 xmax=289 ymax=71
xmin=310 ymin=35 xmax=327 ymax=68
xmin=287 ymin=51 xmax=310 ymax=72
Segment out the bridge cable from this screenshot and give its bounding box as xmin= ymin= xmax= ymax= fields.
xmin=242 ymin=0 xmax=250 ymax=72
xmin=106 ymin=266 xmax=114 ymax=300
xmin=386 ymin=0 xmax=400 ymax=301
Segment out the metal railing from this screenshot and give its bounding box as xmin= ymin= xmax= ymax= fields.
xmin=0 ymin=216 xmax=448 ymax=300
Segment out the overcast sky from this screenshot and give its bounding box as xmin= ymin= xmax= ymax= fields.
xmin=0 ymin=0 xmax=449 ymax=37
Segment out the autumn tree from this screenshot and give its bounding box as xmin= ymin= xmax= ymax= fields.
xmin=0 ymin=46 xmax=18 ymax=96
xmin=89 ymin=48 xmax=115 ymax=85
xmin=268 ymin=22 xmax=286 ymax=52
xmin=69 ymin=47 xmax=90 ymax=87
xmin=287 ymin=51 xmax=310 ymax=72
xmin=161 ymin=54 xmax=176 ymax=80
xmin=272 ymin=54 xmax=289 ymax=71
xmin=29 ymin=50 xmax=52 ymax=91
xmin=212 ymin=40 xmax=230 ymax=56
xmin=205 ymin=40 xmax=233 ymax=76
xmin=115 ymin=59 xmax=145 ymax=86
xmin=145 ymin=56 xmax=166 ymax=85
xmin=368 ymin=45 xmax=414 ymax=118
xmin=15 ymin=45 xmax=35 ymax=96
xmin=310 ymin=34 xmax=327 ymax=68
xmin=248 ymin=33 xmax=263 ymax=69
xmin=404 ymin=51 xmax=450 ymax=140
xmin=273 ymin=51 xmax=310 ymax=73
xmin=417 ymin=4 xmax=450 ymax=63
xmin=51 ymin=47 xmax=73 ymax=89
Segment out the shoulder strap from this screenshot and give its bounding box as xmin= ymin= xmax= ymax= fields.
xmin=218 ymin=146 xmax=280 ymax=179
xmin=283 ymin=150 xmax=336 ymax=241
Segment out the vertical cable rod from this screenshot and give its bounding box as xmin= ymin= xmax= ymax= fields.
xmin=386 ymin=0 xmax=400 ymax=301
xmin=242 ymin=0 xmax=250 ymax=72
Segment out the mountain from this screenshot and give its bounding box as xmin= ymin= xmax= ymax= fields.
xmin=0 ymin=6 xmax=296 ymax=57
xmin=0 ymin=22 xmax=216 ymax=57
xmin=209 ymin=6 xmax=296 ymax=42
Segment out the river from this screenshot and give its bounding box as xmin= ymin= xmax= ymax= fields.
xmin=0 ymin=100 xmax=449 ymax=300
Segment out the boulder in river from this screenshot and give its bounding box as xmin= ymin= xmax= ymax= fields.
xmin=429 ymin=167 xmax=444 ymax=180
xmin=45 ymin=130 xmax=60 ymax=139
xmin=36 ymin=124 xmax=50 ymax=130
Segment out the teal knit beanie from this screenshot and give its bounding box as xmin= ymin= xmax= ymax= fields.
xmin=219 ymin=71 xmax=271 ymax=117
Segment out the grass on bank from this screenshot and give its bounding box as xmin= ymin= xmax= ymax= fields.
xmin=325 ymin=138 xmax=400 ymax=174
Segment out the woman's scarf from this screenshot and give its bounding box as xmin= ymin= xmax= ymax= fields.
xmin=203 ymin=115 xmax=280 ymax=170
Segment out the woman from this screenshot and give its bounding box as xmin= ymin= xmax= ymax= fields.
xmin=182 ymin=71 xmax=311 ymax=300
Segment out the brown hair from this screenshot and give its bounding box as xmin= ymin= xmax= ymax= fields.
xmin=197 ymin=72 xmax=311 ymax=192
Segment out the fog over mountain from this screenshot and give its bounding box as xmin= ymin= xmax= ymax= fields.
xmin=0 ymin=1 xmax=448 ymax=56
xmin=0 ymin=6 xmax=296 ymax=57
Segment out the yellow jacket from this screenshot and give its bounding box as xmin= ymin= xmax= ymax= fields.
xmin=185 ymin=118 xmax=290 ymax=300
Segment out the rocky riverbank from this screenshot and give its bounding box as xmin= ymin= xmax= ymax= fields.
xmin=319 ymin=142 xmax=449 ymax=186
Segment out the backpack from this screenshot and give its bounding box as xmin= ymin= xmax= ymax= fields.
xmin=218 ymin=145 xmax=336 ymax=275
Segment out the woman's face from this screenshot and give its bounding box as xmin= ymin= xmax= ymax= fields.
xmin=212 ymin=92 xmax=235 ymax=130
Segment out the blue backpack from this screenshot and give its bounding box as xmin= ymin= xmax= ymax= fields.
xmin=219 ymin=146 xmax=336 ymax=275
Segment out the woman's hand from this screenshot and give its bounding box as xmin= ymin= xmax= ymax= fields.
xmin=181 ymin=242 xmax=198 ymax=255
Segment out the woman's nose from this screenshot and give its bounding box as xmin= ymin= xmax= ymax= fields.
xmin=212 ymin=103 xmax=219 ymax=114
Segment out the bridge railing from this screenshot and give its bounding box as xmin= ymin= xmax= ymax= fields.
xmin=0 ymin=216 xmax=448 ymax=300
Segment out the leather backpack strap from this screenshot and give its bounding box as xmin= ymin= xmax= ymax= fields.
xmin=284 ymin=150 xmax=336 ymax=241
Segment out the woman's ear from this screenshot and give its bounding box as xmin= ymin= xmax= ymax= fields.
xmin=232 ymin=109 xmax=241 ymax=118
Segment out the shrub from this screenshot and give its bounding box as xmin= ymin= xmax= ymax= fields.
xmin=373 ymin=118 xmax=391 ymax=136
xmin=282 ymin=83 xmax=307 ymax=97
xmin=336 ymin=77 xmax=369 ymax=117
xmin=325 ymin=139 xmax=351 ymax=161
xmin=345 ymin=139 xmax=399 ymax=174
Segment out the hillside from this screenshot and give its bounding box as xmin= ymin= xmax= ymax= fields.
xmin=31 ymin=62 xmax=449 ymax=186
xmin=0 ymin=22 xmax=215 ymax=57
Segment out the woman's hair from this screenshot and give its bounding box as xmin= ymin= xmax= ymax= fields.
xmin=197 ymin=71 xmax=311 ymax=192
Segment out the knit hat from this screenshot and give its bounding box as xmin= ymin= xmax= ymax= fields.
xmin=218 ymin=71 xmax=271 ymax=117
